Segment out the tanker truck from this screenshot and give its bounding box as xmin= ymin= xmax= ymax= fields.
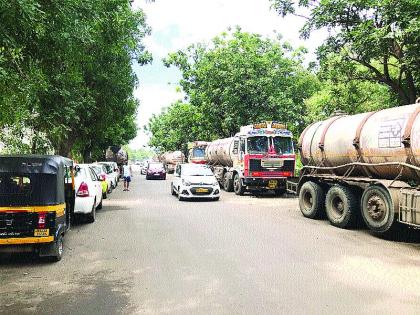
xmin=159 ymin=151 xmax=185 ymax=174
xmin=188 ymin=141 xmax=209 ymax=164
xmin=206 ymin=122 xmax=296 ymax=196
xmin=288 ymin=102 xmax=420 ymax=234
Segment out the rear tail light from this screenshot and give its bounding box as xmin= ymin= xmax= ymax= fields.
xmin=38 ymin=212 xmax=47 ymax=229
xmin=100 ymin=174 xmax=106 ymax=181
xmin=77 ymin=182 xmax=90 ymax=197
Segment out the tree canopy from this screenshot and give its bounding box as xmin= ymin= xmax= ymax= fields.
xmin=149 ymin=29 xmax=319 ymax=152
xmin=0 ymin=0 xmax=151 ymax=159
xmin=271 ymin=0 xmax=420 ymax=105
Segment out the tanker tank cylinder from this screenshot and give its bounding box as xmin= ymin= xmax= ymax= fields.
xmin=299 ymin=103 xmax=420 ymax=181
xmin=205 ymin=137 xmax=235 ymax=167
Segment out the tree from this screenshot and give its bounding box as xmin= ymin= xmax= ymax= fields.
xmin=0 ymin=1 xmax=151 ymax=158
xmin=271 ymin=0 xmax=420 ymax=105
xmin=163 ymin=29 xmax=319 ymax=140
xmin=147 ymin=101 xmax=208 ymax=153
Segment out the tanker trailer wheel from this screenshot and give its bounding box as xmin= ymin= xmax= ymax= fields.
xmin=361 ymin=185 xmax=395 ymax=234
xmin=299 ymin=181 xmax=325 ymax=219
xmin=325 ymin=185 xmax=359 ymax=228
xmin=233 ymin=174 xmax=245 ymax=196
xmin=223 ymin=173 xmax=234 ymax=192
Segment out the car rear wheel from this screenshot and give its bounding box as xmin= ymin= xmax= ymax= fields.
xmin=51 ymin=234 xmax=64 ymax=262
xmin=87 ymin=201 xmax=96 ymax=223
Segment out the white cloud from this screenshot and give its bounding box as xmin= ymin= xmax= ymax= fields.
xmin=129 ymin=83 xmax=183 ymax=149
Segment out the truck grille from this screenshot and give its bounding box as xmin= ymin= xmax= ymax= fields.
xmin=249 ymin=159 xmax=294 ymax=172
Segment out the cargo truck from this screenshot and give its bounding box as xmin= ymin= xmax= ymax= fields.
xmin=159 ymin=151 xmax=185 ymax=174
xmin=288 ymin=102 xmax=420 ymax=234
xmin=188 ymin=141 xmax=209 ymax=164
xmin=206 ymin=122 xmax=295 ymax=196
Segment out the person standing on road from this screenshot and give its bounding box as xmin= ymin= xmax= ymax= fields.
xmin=123 ymin=163 xmax=132 ymax=191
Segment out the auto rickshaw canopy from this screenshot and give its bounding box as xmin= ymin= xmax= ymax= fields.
xmin=0 ymin=155 xmax=73 ymax=206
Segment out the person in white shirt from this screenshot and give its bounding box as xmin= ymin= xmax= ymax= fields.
xmin=122 ymin=164 xmax=132 ymax=191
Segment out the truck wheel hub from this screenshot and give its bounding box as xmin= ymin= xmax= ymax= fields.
xmin=367 ymin=196 xmax=386 ymax=220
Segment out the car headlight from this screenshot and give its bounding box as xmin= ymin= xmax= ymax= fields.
xmin=182 ymin=179 xmax=191 ymax=186
xmin=212 ymin=181 xmax=219 ymax=186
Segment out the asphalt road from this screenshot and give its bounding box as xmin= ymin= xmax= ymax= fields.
xmin=1 ymin=173 xmax=420 ymax=314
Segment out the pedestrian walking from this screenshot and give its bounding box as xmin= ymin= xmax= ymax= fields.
xmin=122 ymin=163 xmax=132 ymax=191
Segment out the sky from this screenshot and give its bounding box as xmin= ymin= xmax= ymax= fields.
xmin=129 ymin=0 xmax=326 ymax=149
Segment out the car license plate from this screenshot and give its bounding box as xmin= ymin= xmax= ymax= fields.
xmin=196 ymin=188 xmax=208 ymax=193
xmin=154 ymin=173 xmax=160 ymax=176
xmin=34 ymin=229 xmax=49 ymax=237
xmin=268 ymin=180 xmax=278 ymax=189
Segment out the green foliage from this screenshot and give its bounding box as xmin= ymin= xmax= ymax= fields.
xmin=147 ymin=101 xmax=209 ymax=153
xmin=153 ymin=29 xmax=319 ymax=151
xmin=124 ymin=146 xmax=155 ymax=161
xmin=270 ymin=0 xmax=420 ymax=105
xmin=0 ymin=1 xmax=151 ymax=158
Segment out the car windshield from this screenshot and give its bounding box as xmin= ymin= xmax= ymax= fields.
xmin=192 ymin=148 xmax=205 ymax=158
xmin=272 ymin=136 xmax=294 ymax=155
xmin=182 ymin=165 xmax=213 ymax=176
xmin=102 ymin=164 xmax=113 ymax=174
xmin=247 ymin=136 xmax=268 ymax=154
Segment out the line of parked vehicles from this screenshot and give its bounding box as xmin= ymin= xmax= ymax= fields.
xmin=0 ymin=156 xmax=122 ymax=262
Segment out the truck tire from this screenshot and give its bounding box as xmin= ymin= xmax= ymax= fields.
xmin=325 ymin=185 xmax=359 ymax=228
xmin=233 ymin=174 xmax=245 ymax=196
xmin=299 ymin=181 xmax=325 ymax=219
xmin=361 ymin=185 xmax=395 ymax=234
xmin=223 ymin=173 xmax=234 ymax=192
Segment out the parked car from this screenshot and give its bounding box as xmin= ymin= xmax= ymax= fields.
xmin=146 ymin=162 xmax=166 ymax=180
xmin=92 ymin=163 xmax=113 ymax=194
xmin=171 ymin=163 xmax=220 ymax=201
xmin=99 ymin=162 xmax=119 ymax=188
xmin=141 ymin=161 xmax=148 ymax=175
xmin=74 ymin=164 xmax=103 ymax=223
xmin=91 ymin=164 xmax=109 ymax=199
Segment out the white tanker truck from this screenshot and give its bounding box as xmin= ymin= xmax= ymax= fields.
xmin=288 ymin=102 xmax=420 ymax=234
xmin=205 ymin=122 xmax=296 ymax=195
xmin=159 ymin=151 xmax=185 ymax=174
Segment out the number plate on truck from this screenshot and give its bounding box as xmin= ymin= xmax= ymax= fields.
xmin=34 ymin=229 xmax=49 ymax=237
xmin=268 ymin=180 xmax=278 ymax=189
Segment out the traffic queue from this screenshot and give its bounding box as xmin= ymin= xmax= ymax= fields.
xmin=0 ymin=155 xmax=123 ymax=261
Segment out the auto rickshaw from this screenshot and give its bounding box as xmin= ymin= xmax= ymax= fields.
xmin=0 ymin=155 xmax=75 ymax=261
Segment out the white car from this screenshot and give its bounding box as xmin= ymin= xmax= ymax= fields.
xmin=92 ymin=163 xmax=113 ymax=193
xmin=99 ymin=162 xmax=119 ymax=188
xmin=74 ymin=164 xmax=104 ymax=223
xmin=171 ymin=163 xmax=220 ymax=201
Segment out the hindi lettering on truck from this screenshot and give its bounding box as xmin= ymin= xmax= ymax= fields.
xmin=205 ymin=122 xmax=296 ymax=196
xmin=288 ymin=101 xmax=420 ymax=234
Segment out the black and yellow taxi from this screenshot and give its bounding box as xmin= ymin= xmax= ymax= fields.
xmin=0 ymin=155 xmax=75 ymax=261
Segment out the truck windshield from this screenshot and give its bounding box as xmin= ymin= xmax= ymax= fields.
xmin=192 ymin=148 xmax=206 ymax=158
xmin=247 ymin=136 xmax=268 ymax=154
xmin=273 ymin=136 xmax=293 ymax=155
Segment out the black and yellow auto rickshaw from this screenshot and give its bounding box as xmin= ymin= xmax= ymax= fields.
xmin=0 ymin=155 xmax=75 ymax=261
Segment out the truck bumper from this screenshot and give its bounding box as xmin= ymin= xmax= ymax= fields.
xmin=243 ymin=177 xmax=287 ymax=190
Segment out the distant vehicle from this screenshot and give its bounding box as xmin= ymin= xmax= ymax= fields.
xmin=98 ymin=162 xmax=119 ymax=188
xmin=0 ymin=155 xmax=75 ymax=261
xmin=92 ymin=163 xmax=113 ymax=194
xmin=188 ymin=141 xmax=209 ymax=164
xmin=159 ymin=151 xmax=185 ymax=174
xmin=74 ymin=164 xmax=103 ymax=223
xmin=146 ymin=162 xmax=166 ymax=180
xmin=171 ymin=163 xmax=220 ymax=201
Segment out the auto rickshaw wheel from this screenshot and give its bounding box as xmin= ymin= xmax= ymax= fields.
xmin=52 ymin=234 xmax=64 ymax=262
